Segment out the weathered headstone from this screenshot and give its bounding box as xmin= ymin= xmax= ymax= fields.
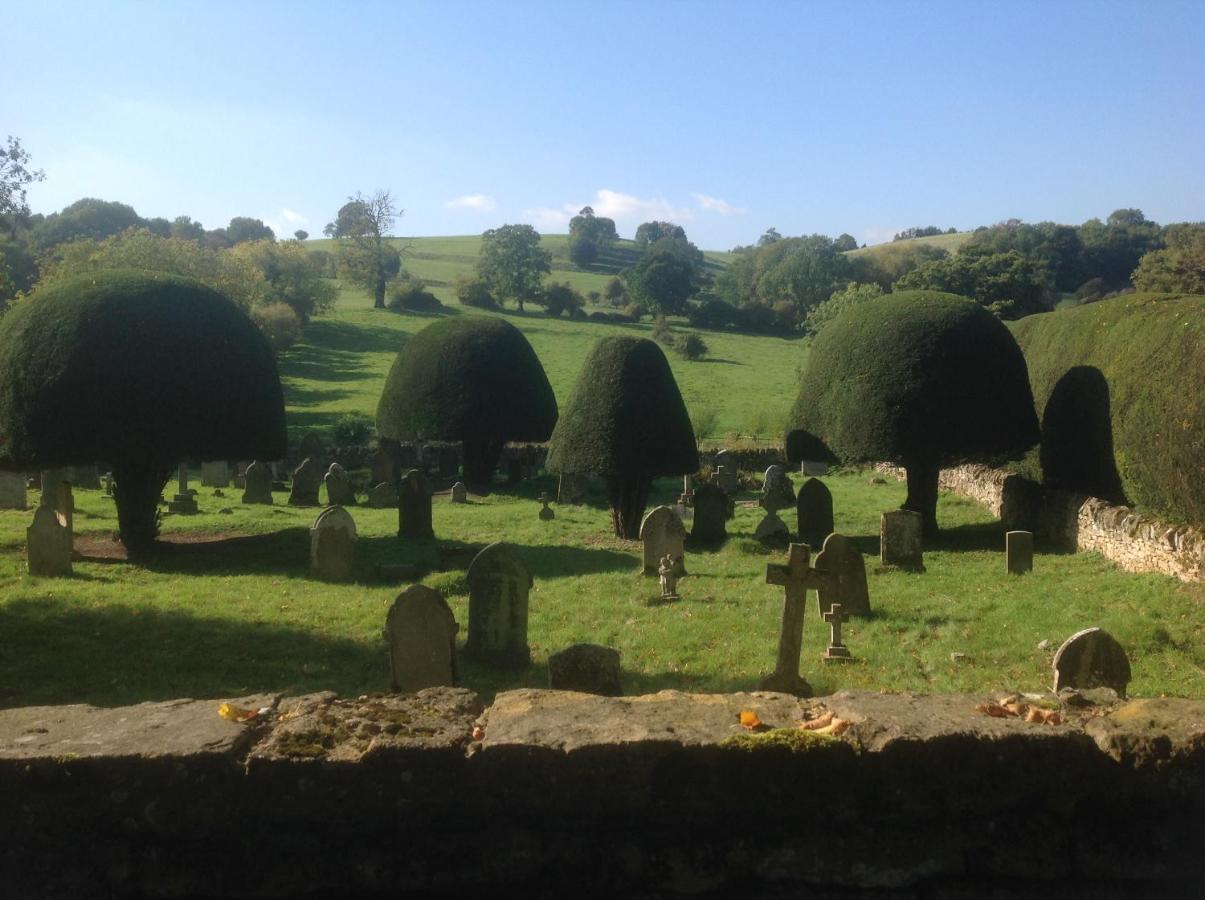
xmin=383 ymin=584 xmax=459 ymax=692
xmin=324 ymin=462 xmax=356 ymax=506
xmin=639 ymin=506 xmax=686 ymax=575
xmin=758 ymin=543 xmax=827 ymax=696
xmin=200 ymin=461 xmax=230 ymax=488
xmin=309 ymin=506 xmax=357 ymax=582
xmin=557 ymin=472 xmax=587 ymax=505
xmin=538 ymin=492 xmax=555 ymax=521
xmin=800 ymin=460 xmax=829 ymax=476
xmin=40 ymin=468 xmax=71 ymax=496
xmin=464 ymin=542 xmax=532 ymax=667
xmin=548 ymin=643 xmax=622 ymax=696
xmin=822 ymin=603 xmax=852 ymax=661
xmin=714 ymin=464 xmax=739 ymax=495
xmin=0 ymin=471 xmax=28 ymax=510
xmin=796 ymin=477 xmax=834 ymax=547
xmin=289 ymin=457 xmax=322 ymax=506
xmin=168 ymin=462 xmax=199 ymax=514
xmin=879 ymin=509 xmax=925 ymax=572
xmin=1052 ymin=627 xmax=1131 ymax=697
xmin=814 ymin=533 xmax=871 ymax=617
xmin=241 ymin=461 xmax=273 ymax=505
xmin=367 ymin=481 xmax=398 ymax=509
xmin=691 ymin=483 xmax=728 ymax=543
xmin=761 ymin=465 xmax=795 ymax=512
xmin=450 ymin=481 xmax=468 ymax=504
xmin=298 ymin=432 xmax=326 ymax=466
xmin=398 ymin=469 xmax=434 ymax=539
xmin=26 ymin=505 xmax=72 ymax=577
xmin=1006 ymin=530 xmax=1034 ymax=575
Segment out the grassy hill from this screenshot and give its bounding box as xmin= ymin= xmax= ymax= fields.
xmin=845 ymin=232 xmax=972 ymax=258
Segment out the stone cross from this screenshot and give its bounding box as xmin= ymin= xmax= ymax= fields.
xmin=1006 ymin=530 xmax=1034 ymax=575
xmin=538 ymin=492 xmax=555 ymax=521
xmin=758 ymin=543 xmax=829 ymax=696
xmin=822 ymin=603 xmax=852 ymax=661
xmin=168 ymin=462 xmax=199 ymax=514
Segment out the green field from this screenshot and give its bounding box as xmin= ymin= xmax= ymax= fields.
xmin=845 ymin=231 xmax=973 ymax=258
xmin=3 ymin=469 xmax=1200 ymax=710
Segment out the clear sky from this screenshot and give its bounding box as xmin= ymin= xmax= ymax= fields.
xmin=5 ymin=0 xmax=1203 ymax=249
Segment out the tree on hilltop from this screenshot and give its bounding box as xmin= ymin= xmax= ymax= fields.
xmin=477 ymin=223 xmax=550 ymax=312
xmin=328 ymin=190 xmax=402 ymax=308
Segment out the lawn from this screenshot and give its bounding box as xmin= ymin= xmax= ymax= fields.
xmin=2 ymin=469 xmax=1201 ymax=710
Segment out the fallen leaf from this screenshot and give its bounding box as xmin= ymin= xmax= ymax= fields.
xmin=1025 ymin=707 xmax=1062 ymax=726
xmin=471 ymin=725 xmax=485 ymax=741
xmin=218 ymin=703 xmax=259 ymax=723
xmin=799 ymin=711 xmax=834 ymax=730
xmin=976 ymin=703 xmax=1012 ymax=718
xmin=738 ymin=710 xmax=762 ymax=730
xmin=814 ymin=717 xmax=850 ymax=736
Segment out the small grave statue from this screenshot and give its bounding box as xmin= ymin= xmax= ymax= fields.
xmin=168 ymin=462 xmax=199 ymax=514
xmin=822 ymin=603 xmax=852 ymax=661
xmin=538 ymin=492 xmax=555 ymax=521
xmin=658 ymin=553 xmax=680 ymax=601
xmin=450 ymin=481 xmax=468 ymax=504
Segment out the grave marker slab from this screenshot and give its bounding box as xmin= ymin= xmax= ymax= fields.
xmin=398 ymin=469 xmax=434 ymax=539
xmin=714 ymin=464 xmax=739 ymax=495
xmin=200 ymin=461 xmax=230 ymax=488
xmin=879 ymin=509 xmax=925 ymax=571
xmin=289 ymin=457 xmax=322 ymax=506
xmin=814 ymin=532 xmax=870 ymax=617
xmin=1052 ymin=627 xmax=1131 ymax=697
xmin=27 ymin=505 xmax=72 ymax=577
xmin=796 ymin=477 xmax=834 ymax=547
xmin=691 ymin=483 xmax=728 ymax=543
xmin=464 ymin=542 xmax=532 ymax=667
xmin=309 ymin=506 xmax=357 ymax=583
xmin=324 ymin=462 xmax=356 ymax=507
xmin=368 ymin=482 xmax=398 ymax=509
xmin=383 ymin=584 xmax=459 ymax=692
xmin=760 ymin=464 xmax=795 ymax=513
xmin=241 ymin=461 xmax=273 ymax=505
xmin=548 ymin=643 xmax=622 ymax=696
xmin=0 ymin=471 xmax=28 ymax=510
xmin=639 ymin=506 xmax=686 ymax=576
xmin=450 ymin=482 xmax=468 ymax=504
xmin=1006 ymin=530 xmax=1034 ymax=575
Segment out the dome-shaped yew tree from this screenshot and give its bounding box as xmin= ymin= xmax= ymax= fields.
xmin=0 ymin=270 xmax=286 ymax=552
xmin=785 ymin=290 xmax=1038 ymax=536
xmin=548 ymin=336 xmax=698 ymax=538
xmin=376 ymin=316 xmax=558 ymax=485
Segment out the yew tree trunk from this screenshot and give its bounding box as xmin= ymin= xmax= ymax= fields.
xmin=902 ymin=461 xmax=940 ymax=538
xmin=112 ymin=457 xmax=172 ymax=556
xmin=608 ymin=475 xmax=652 ymax=540
xmin=462 ymin=438 xmax=504 ymax=488
xmin=373 ymin=277 xmax=386 ymax=309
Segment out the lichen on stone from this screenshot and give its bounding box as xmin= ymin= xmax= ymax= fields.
xmin=720 ymin=727 xmax=839 ymax=753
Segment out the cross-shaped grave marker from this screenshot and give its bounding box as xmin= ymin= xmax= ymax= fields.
xmin=759 ymin=542 xmax=831 ymax=696
xmin=822 ymin=602 xmax=852 ymax=661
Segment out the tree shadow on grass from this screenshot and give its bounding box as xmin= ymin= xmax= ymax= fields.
xmin=930 ymin=520 xmax=1008 ymax=553
xmin=428 ymin=537 xmax=638 ymax=578
xmin=693 ymin=357 xmax=744 ymax=366
xmin=291 ymin=318 xmax=406 ymax=355
xmin=75 ymin=529 xmax=310 ymax=577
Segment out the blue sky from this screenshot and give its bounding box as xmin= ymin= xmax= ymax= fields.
xmin=5 ymin=1 xmax=1203 ymax=249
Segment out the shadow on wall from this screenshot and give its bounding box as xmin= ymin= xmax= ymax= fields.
xmin=1040 ymin=366 xmax=1128 ymax=506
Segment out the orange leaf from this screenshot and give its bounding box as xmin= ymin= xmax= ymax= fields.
xmin=218 ymin=703 xmax=259 ymax=723
xmin=738 ymin=710 xmax=762 ymax=730
xmin=471 ymin=725 xmax=485 ymax=741
xmin=976 ymin=703 xmax=1012 ymax=718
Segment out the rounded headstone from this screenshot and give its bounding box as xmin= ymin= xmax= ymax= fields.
xmin=1052 ymin=627 xmax=1131 ymax=697
xmin=548 ymin=643 xmax=622 ymax=696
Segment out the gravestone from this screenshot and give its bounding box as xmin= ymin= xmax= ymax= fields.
xmin=761 ymin=465 xmax=795 ymax=511
xmin=167 ymin=462 xmax=199 ymax=514
xmin=298 ymin=432 xmax=326 ymax=466
xmin=289 ymin=457 xmax=322 ymax=506
xmin=324 ymin=462 xmax=356 ymax=506
xmin=368 ymin=481 xmax=398 ymax=509
xmin=800 ymin=460 xmax=829 ymax=476
xmin=241 ymin=461 xmax=273 ymax=504
xmin=538 ymin=493 xmax=555 ymax=521
xmin=200 ymin=461 xmax=230 ymax=488
xmin=383 ymin=584 xmax=459 ymax=693
xmin=52 ymin=480 xmax=74 ymax=539
xmin=691 ymin=483 xmax=728 ymax=542
xmin=309 ymin=506 xmax=357 ymax=583
xmin=548 ymin=643 xmax=622 ymax=696
xmin=464 ymin=542 xmax=533 ymax=667
xmin=371 ymin=448 xmax=398 ymax=489
xmin=398 ymin=469 xmax=434 ymax=539
xmin=450 ymin=481 xmax=468 ymax=504
xmin=557 ymin=472 xmax=587 ymax=505
xmin=0 ymin=471 xmax=28 ymax=510
xmin=879 ymin=509 xmax=925 ymax=571
xmin=640 ymin=506 xmax=686 ymax=576
xmin=813 ymin=532 xmax=870 ymax=617
xmin=822 ymin=603 xmax=852 ymax=661
xmin=40 ymin=468 xmax=71 ymax=496
xmin=27 ymin=505 xmax=72 ymax=577
xmin=438 ymin=447 xmax=459 ymax=479
xmin=714 ymin=464 xmax=739 ymax=495
xmin=71 ymin=465 xmax=101 ymax=490
xmin=1052 ymin=627 xmax=1131 ymax=697
xmin=796 ymin=477 xmax=834 ymax=547
xmin=1006 ymin=530 xmax=1034 ymax=575
xmin=758 ymin=543 xmax=828 ymax=696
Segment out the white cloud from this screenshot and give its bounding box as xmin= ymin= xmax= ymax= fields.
xmin=521 ymin=206 xmax=573 ymax=231
xmin=265 ymin=207 xmax=309 ymax=237
xmin=860 ymin=226 xmax=898 ymax=247
xmin=446 ymin=193 xmax=497 ymax=212
xmin=521 ymin=189 xmax=694 ymax=233
xmin=692 ymin=193 xmax=746 ymax=216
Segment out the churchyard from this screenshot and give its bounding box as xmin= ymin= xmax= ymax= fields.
xmin=2 ymin=462 xmax=1201 ymax=710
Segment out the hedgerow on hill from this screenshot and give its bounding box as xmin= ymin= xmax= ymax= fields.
xmin=1010 ymin=292 xmax=1205 ymax=524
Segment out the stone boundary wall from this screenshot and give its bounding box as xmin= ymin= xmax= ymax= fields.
xmin=1 ymin=687 xmax=1201 ymax=898
xmin=876 ymin=463 xmax=1205 ymax=583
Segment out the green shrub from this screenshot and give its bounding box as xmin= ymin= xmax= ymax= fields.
xmin=674 ymin=332 xmax=708 ymax=360
xmin=1010 ymin=292 xmax=1205 ymax=524
xmin=251 ymin=302 xmax=303 ymax=352
xmin=786 ymin=290 xmax=1038 ymax=534
xmin=388 ymin=278 xmax=442 ymax=313
xmin=452 ymin=274 xmax=498 ymax=309
xmin=333 ymin=412 xmax=375 ymax=446
xmin=541 ymin=282 xmax=584 ymax=318
xmin=376 ymin=316 xmax=557 ymax=484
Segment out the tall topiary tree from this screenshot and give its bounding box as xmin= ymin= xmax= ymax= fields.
xmin=785 ymin=291 xmax=1038 ymax=536
xmin=548 ymin=337 xmax=698 ymax=538
xmin=0 ymin=270 xmax=286 ymax=553
xmin=376 ymin=316 xmax=558 ymax=486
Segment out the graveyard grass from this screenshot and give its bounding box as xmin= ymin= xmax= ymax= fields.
xmin=1 ymin=469 xmax=1202 ymax=709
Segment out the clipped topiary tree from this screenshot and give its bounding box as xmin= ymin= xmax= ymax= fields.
xmin=784 ymin=290 xmax=1038 ymax=536
xmin=0 ymin=269 xmax=286 ymax=552
xmin=548 ymin=337 xmax=699 ymax=538
xmin=376 ymin=316 xmax=558 ymax=485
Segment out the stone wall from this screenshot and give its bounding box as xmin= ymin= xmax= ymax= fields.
xmin=1 ymin=687 xmax=1202 ymax=898
xmin=877 ymin=463 xmax=1205 ymax=583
